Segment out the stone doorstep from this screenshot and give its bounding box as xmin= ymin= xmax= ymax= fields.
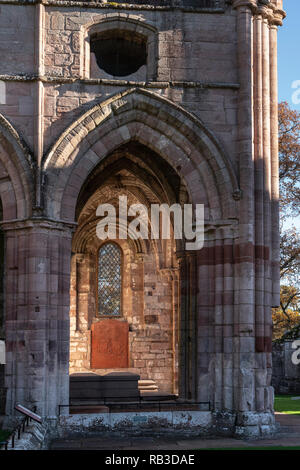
xmin=139 ymin=386 xmax=159 ymax=391
xmin=55 ymin=411 xmax=278 ymax=439
xmin=58 ymin=410 xmax=213 ymax=428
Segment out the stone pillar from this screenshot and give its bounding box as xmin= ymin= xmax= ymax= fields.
xmin=172 ymin=268 xmax=180 ymax=395
xmin=253 ymin=9 xmax=266 ymax=414
xmin=69 ymin=253 xmax=93 ymax=372
xmin=178 ymin=252 xmax=197 ymax=401
xmin=187 ymin=252 xmax=197 ymax=401
xmin=178 ymin=254 xmax=188 ymax=399
xmin=34 ymin=2 xmax=45 ymax=209
xmin=231 ymin=0 xmax=285 ymax=436
xmin=269 ymin=18 xmax=281 ymax=308
xmin=233 ymin=0 xmax=257 ymax=425
xmin=3 ymin=219 xmax=74 ymax=418
xmin=196 ymin=241 xmax=213 ymax=407
xmin=160 ymin=266 xmax=180 ymax=395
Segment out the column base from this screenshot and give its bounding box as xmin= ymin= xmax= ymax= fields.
xmin=212 ymin=411 xmax=277 ymax=438
xmin=234 ymin=411 xmax=277 ymax=438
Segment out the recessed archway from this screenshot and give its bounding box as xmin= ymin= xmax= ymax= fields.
xmin=43 ymin=88 xmax=239 ymax=223
xmin=70 ymin=142 xmax=188 ymax=395
xmin=43 ymin=88 xmax=240 ymax=404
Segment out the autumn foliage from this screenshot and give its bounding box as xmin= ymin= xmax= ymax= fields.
xmin=272 ymin=102 xmax=300 ymax=340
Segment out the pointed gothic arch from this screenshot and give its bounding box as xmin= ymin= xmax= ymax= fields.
xmin=0 ymin=113 xmax=34 ymax=220
xmin=43 ymin=88 xmax=240 ymax=224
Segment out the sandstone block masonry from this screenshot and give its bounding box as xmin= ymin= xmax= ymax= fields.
xmin=0 ymin=0 xmax=286 ymax=438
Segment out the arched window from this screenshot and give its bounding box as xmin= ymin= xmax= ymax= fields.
xmin=97 ymin=243 xmax=122 ymax=316
xmin=84 ymin=17 xmax=158 ymax=81
xmin=90 ymin=30 xmax=147 ymax=78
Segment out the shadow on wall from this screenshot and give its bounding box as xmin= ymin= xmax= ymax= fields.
xmin=0 ymin=198 xmax=5 ymax=415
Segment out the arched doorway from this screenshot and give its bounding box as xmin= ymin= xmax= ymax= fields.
xmin=69 ymin=142 xmax=191 ymax=395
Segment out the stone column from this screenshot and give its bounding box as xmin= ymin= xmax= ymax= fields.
xmin=172 ymin=268 xmax=180 ymax=395
xmin=253 ymin=11 xmax=267 ymax=414
xmin=177 ymin=253 xmax=188 ymax=399
xmin=232 ymin=0 xmax=257 ymax=424
xmin=252 ymin=2 xmax=274 ymax=415
xmin=187 ymin=252 xmax=197 ymax=401
xmin=269 ymin=16 xmax=282 ymax=308
xmin=196 ymin=240 xmax=213 ymax=406
xmin=34 ymin=2 xmax=45 ymax=209
xmin=3 ymin=219 xmax=74 ymax=419
xmin=231 ymin=0 xmax=285 ymax=436
xmin=178 ymin=252 xmax=197 ymax=401
xmin=261 ymin=9 xmax=272 ymax=387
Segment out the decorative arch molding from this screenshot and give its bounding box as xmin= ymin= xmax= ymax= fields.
xmin=82 ymin=14 xmax=158 ymax=80
xmin=43 ymin=88 xmax=240 ymax=222
xmin=73 ymin=146 xmax=181 ymax=270
xmin=0 ymin=114 xmax=34 ymax=220
xmin=73 ymin=217 xmax=150 ymax=257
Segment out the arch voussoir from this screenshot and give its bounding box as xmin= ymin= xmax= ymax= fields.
xmin=43 ymin=88 xmax=239 ymax=223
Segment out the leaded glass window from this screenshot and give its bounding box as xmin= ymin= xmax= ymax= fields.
xmin=98 ymin=243 xmax=122 ymax=316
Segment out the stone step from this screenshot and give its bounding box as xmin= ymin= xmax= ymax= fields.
xmin=138 ymin=380 xmax=157 ymax=386
xmin=138 ymin=380 xmax=158 ymax=391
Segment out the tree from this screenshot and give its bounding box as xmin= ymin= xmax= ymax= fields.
xmin=272 ymin=102 xmax=300 ymax=340
xmin=273 ymin=285 xmax=300 ymax=340
xmin=280 ymin=227 xmax=300 ymax=285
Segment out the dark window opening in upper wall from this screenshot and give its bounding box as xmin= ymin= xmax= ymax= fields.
xmin=90 ymin=30 xmax=147 ymax=78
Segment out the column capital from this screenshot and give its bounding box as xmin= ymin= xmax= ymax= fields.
xmin=232 ymin=0 xmax=257 ymax=11
xmin=257 ymin=2 xmax=286 ymax=25
xmin=0 ymin=216 xmax=77 ymax=234
xmin=257 ymin=4 xmax=274 ymax=21
xmin=269 ymin=7 xmax=286 ymax=26
xmin=232 ymin=0 xmax=286 ymax=25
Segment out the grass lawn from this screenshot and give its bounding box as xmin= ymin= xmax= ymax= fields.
xmin=274 ymin=395 xmax=300 ymax=414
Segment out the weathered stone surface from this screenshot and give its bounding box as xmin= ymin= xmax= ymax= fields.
xmin=91 ymin=320 xmax=129 ymax=369
xmin=6 ymin=422 xmax=48 ymax=451
xmin=0 ymin=0 xmax=286 ymax=439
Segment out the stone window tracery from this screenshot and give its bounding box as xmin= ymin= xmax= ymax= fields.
xmin=97 ymin=242 xmax=122 ymax=316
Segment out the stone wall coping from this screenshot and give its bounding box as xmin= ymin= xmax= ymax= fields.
xmin=0 ymin=75 xmax=240 ymax=89
xmin=0 ymin=0 xmax=226 ymax=13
